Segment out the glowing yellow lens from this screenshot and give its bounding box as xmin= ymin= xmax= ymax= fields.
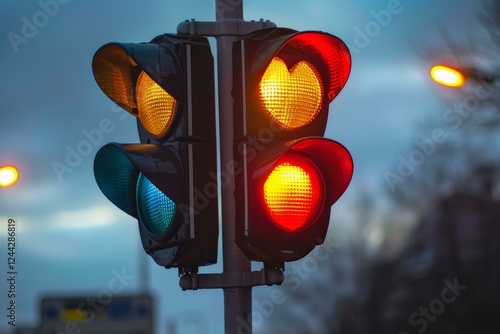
xmin=259 ymin=57 xmax=323 ymax=130
xmin=0 ymin=166 xmax=18 ymax=187
xmin=430 ymin=65 xmax=465 ymax=87
xmin=136 ymin=71 xmax=177 ymax=138
xmin=263 ymin=154 xmax=323 ymax=232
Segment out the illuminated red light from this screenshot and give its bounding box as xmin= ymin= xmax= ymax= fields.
xmin=262 ymin=153 xmax=324 ymax=232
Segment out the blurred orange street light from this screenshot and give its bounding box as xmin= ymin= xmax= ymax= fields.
xmin=0 ymin=166 xmax=18 ymax=187
xmin=430 ymin=65 xmax=465 ymax=87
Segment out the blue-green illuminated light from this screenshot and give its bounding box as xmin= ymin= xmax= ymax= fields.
xmin=136 ymin=173 xmax=176 ymax=236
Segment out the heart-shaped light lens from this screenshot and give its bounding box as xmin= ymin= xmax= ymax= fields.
xmin=259 ymin=57 xmax=323 ymax=130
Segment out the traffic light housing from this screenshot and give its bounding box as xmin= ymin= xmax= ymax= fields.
xmin=92 ymin=35 xmax=218 ymax=272
xmin=233 ymin=28 xmax=353 ymax=265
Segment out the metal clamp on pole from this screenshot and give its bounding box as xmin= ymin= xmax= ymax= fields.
xmin=177 ymin=18 xmax=277 ymax=37
xmin=179 ymin=268 xmax=284 ymax=291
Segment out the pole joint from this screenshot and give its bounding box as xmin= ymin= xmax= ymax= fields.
xmin=177 ymin=18 xmax=277 ymax=37
xmin=179 ymin=268 xmax=284 ymax=290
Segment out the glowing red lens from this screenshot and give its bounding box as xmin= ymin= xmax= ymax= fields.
xmin=262 ymin=153 xmax=324 ymax=232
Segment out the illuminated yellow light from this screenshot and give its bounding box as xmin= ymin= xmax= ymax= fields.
xmin=0 ymin=166 xmax=18 ymax=187
xmin=430 ymin=65 xmax=465 ymax=87
xmin=263 ymin=155 xmax=322 ymax=231
xmin=259 ymin=57 xmax=323 ymax=130
xmin=136 ymin=71 xmax=177 ymax=138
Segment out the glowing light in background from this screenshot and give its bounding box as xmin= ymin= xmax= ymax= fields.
xmin=0 ymin=166 xmax=18 ymax=187
xmin=430 ymin=65 xmax=465 ymax=87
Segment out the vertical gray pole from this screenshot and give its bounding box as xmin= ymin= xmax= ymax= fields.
xmin=215 ymin=0 xmax=253 ymax=333
xmin=139 ymin=253 xmax=149 ymax=294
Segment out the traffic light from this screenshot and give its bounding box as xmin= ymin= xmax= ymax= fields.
xmin=92 ymin=34 xmax=218 ymax=273
xmin=233 ymin=28 xmax=353 ymax=265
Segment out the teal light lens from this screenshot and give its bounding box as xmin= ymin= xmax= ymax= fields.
xmin=136 ymin=173 xmax=176 ymax=236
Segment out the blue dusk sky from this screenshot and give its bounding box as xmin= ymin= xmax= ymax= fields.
xmin=0 ymin=0 xmax=484 ymax=333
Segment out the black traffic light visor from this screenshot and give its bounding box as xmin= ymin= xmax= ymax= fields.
xmin=252 ymin=137 xmax=353 ymax=207
xmin=248 ymin=29 xmax=352 ymax=103
xmin=94 ymin=143 xmax=185 ymax=218
xmin=92 ymin=42 xmax=183 ymax=116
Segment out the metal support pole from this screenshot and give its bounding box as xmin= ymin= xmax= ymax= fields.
xmin=216 ymin=0 xmax=243 ymax=20
xmin=177 ymin=2 xmax=278 ymax=333
xmin=215 ymin=1 xmax=253 ymax=333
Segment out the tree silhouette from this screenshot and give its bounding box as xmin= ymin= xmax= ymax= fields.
xmin=388 ymin=0 xmax=500 ymax=212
